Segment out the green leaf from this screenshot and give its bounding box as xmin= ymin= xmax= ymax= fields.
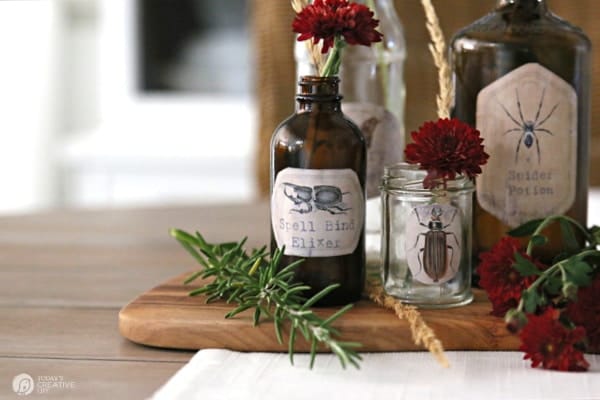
xmin=522 ymin=290 xmax=541 ymax=313
xmin=274 ymin=317 xmax=283 ymax=345
xmin=543 ymin=276 xmax=563 ymax=296
xmin=275 ymin=258 xmax=305 ymax=278
xmin=225 ymin=303 xmax=254 ymax=319
xmin=309 ymin=337 xmax=318 ymax=369
xmin=183 ymin=270 xmax=204 ymax=285
xmin=336 ymin=341 xmax=363 ymax=349
xmin=321 ymin=303 xmax=353 ymax=327
xmin=563 ymin=260 xmax=593 ymax=287
xmin=288 ymin=328 xmax=297 ymax=365
xmin=348 ymin=352 xmax=362 ymax=369
xmin=530 ymin=234 xmax=548 ymax=247
xmin=301 ymin=284 xmax=341 ymax=309
xmin=252 ymin=307 xmax=262 ymax=326
xmin=507 ymin=218 xmax=545 ymax=237
xmin=589 ymin=225 xmax=600 ymax=245
xmin=171 ymin=229 xmax=209 ymax=268
xmin=189 ymin=287 xmax=211 ymax=296
xmin=560 ymin=219 xmax=580 ymax=254
xmin=513 ymin=252 xmax=542 ymax=277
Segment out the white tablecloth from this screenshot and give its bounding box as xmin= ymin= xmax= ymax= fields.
xmin=153 ymin=350 xmax=600 ymax=400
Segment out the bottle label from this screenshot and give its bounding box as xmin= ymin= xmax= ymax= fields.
xmin=271 ymin=168 xmax=364 ymax=257
xmin=405 ymin=204 xmax=462 ymax=285
xmin=476 ymin=63 xmax=577 ymax=227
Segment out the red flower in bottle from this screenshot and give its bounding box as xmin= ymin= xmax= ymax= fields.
xmin=519 ymin=308 xmax=589 ymax=371
xmin=404 ymin=118 xmax=489 ymax=189
xmin=292 ymin=0 xmax=383 ymax=54
xmin=565 ymin=275 xmax=600 ymax=353
xmin=477 ymin=237 xmax=539 ymax=317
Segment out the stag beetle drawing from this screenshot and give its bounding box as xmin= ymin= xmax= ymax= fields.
xmin=283 ymin=183 xmax=351 ymax=215
xmin=499 ymin=87 xmax=558 ymax=164
xmin=410 ymin=206 xmax=460 ymax=283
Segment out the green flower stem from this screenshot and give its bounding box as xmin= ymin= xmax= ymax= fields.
xmin=321 ymin=37 xmax=346 ymax=77
xmin=366 ymin=0 xmax=389 ymax=107
xmin=526 ymin=215 xmax=595 ymax=256
xmin=516 ymin=249 xmax=600 ymax=313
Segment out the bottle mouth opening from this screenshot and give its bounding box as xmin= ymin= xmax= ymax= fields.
xmin=381 ymin=162 xmax=475 ymax=194
xmin=297 ymin=75 xmax=341 ymax=99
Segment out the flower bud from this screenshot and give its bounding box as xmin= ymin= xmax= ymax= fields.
xmin=505 ymin=308 xmax=528 ymax=334
xmin=562 ymin=282 xmax=578 ymax=301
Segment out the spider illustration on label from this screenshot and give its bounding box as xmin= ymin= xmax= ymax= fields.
xmin=283 ymin=183 xmax=351 ymax=215
xmin=498 ymin=87 xmax=559 ymax=164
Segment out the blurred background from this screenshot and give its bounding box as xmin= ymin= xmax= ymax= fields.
xmin=1 ymin=0 xmax=598 ymax=215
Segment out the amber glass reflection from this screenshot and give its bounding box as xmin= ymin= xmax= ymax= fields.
xmin=450 ymin=0 xmax=591 ymax=261
xmin=270 ymin=76 xmax=367 ymax=306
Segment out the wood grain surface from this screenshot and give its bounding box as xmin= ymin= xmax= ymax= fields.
xmin=0 ymin=202 xmax=269 ymax=399
xmin=119 ymin=272 xmax=520 ymax=353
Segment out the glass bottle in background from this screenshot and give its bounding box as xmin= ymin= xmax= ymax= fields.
xmin=450 ymin=0 xmax=591 ymax=260
xmin=295 ymin=0 xmax=406 ymax=267
xmin=270 ymin=76 xmax=366 ymax=306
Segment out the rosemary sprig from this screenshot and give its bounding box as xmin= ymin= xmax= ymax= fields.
xmin=170 ymin=229 xmax=363 ymax=369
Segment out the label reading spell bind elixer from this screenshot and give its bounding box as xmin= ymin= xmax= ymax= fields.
xmin=271 ymin=168 xmax=364 ymax=258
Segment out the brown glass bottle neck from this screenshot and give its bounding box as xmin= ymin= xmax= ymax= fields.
xmin=297 ymin=100 xmax=342 ymax=113
xmin=496 ymin=0 xmax=547 ymax=11
xmin=296 ymin=76 xmax=343 ymax=113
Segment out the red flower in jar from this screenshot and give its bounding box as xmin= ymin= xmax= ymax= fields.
xmin=404 ymin=118 xmax=489 ymax=189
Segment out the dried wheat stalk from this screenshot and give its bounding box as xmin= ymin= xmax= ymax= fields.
xmin=291 ymin=0 xmax=325 ymax=74
xmin=367 ymin=281 xmax=450 ymax=368
xmin=420 ymin=0 xmax=452 ymax=119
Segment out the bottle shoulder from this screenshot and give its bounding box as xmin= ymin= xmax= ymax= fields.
xmin=271 ymin=111 xmax=366 ymax=144
xmin=451 ymin=11 xmax=590 ymax=51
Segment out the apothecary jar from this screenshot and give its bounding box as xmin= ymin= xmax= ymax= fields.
xmin=380 ymin=163 xmax=474 ymax=308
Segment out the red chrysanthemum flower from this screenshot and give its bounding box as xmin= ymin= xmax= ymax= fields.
xmin=404 ymin=118 xmax=489 ymax=189
xmin=519 ymin=308 xmax=589 ymax=371
xmin=477 ymin=237 xmax=541 ymax=317
xmin=565 ymin=274 xmax=600 ymax=353
xmin=292 ymin=0 xmax=383 ymax=54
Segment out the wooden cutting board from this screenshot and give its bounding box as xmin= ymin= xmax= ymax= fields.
xmin=119 ymin=272 xmax=520 ymax=352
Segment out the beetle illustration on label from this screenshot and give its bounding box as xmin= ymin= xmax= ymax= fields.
xmin=283 ymin=183 xmax=351 ymax=215
xmin=271 ymin=168 xmax=364 ymax=258
xmin=405 ymin=204 xmax=462 ymax=284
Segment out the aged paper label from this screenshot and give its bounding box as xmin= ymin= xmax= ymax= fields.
xmin=405 ymin=204 xmax=462 ymax=285
xmin=476 ymin=63 xmax=577 ymax=227
xmin=271 ymin=168 xmax=364 ymax=257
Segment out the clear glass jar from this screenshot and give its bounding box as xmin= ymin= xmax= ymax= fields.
xmin=380 ymin=163 xmax=474 ymax=308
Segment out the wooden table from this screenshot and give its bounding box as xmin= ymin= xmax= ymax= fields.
xmin=0 ymin=203 xmax=270 ymax=399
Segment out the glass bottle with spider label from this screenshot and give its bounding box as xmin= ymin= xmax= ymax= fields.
xmin=380 ymin=163 xmax=475 ymax=308
xmin=450 ymin=0 xmax=591 ymax=261
xmin=270 ymin=76 xmax=366 ymax=306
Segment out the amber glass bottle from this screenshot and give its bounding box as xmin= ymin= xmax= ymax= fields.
xmin=270 ymin=76 xmax=366 ymax=306
xmin=450 ymin=0 xmax=591 ymax=258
